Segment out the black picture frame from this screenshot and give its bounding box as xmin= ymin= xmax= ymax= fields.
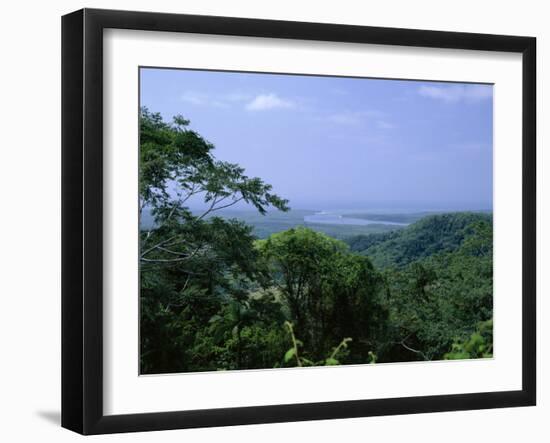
xmin=62 ymin=8 xmax=536 ymax=435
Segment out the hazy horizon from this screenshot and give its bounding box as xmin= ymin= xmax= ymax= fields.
xmin=184 ymin=201 xmax=493 ymax=213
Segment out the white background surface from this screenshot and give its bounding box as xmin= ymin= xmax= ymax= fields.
xmin=0 ymin=0 xmax=547 ymax=441
xmin=104 ymin=29 xmax=523 ymax=415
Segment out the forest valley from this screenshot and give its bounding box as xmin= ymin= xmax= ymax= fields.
xmin=139 ymin=108 xmax=493 ymax=374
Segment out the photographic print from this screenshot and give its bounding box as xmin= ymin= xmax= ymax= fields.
xmin=139 ymin=68 xmax=493 ymax=375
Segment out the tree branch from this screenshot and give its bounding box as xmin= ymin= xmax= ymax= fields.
xmin=396 ymin=338 xmax=430 ymax=361
xmin=197 ymin=196 xmax=244 ymax=220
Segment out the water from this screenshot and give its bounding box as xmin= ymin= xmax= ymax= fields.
xmin=304 ymin=211 xmax=409 ymax=226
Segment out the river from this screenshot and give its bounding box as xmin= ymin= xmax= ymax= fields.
xmin=303 ymin=211 xmax=409 ymax=226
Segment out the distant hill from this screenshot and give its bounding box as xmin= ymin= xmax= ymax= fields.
xmin=346 ymin=212 xmax=492 ymax=268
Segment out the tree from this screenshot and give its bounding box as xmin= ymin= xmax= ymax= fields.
xmin=257 ymin=227 xmax=386 ymax=362
xmin=139 ymin=107 xmax=289 ymax=267
xmin=256 ymin=227 xmax=346 ymax=332
xmin=139 ymin=108 xmax=289 ymax=373
xmin=381 ymin=219 xmax=493 ymax=362
xmin=209 ymin=298 xmax=259 ymax=369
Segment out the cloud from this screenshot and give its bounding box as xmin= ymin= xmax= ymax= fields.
xmin=222 ymin=92 xmax=252 ymax=103
xmin=327 ymin=112 xmax=363 ymax=125
xmin=180 ymin=91 xmax=230 ymax=108
xmin=181 ymin=91 xmax=255 ymax=108
xmin=181 ymin=91 xmax=207 ymax=105
xmin=181 ymin=91 xmax=299 ymax=112
xmin=245 ymin=93 xmax=295 ymax=111
xmin=377 ymin=120 xmax=395 ymax=129
xmin=326 ymin=110 xmax=385 ymax=126
xmin=418 ymin=84 xmax=492 ymax=104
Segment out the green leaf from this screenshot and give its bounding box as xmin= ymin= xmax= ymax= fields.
xmin=284 ymin=348 xmax=296 ymax=363
xmin=208 ymin=315 xmax=222 ymax=323
xmin=325 ymin=358 xmax=339 ymax=366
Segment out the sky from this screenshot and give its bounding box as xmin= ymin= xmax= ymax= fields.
xmin=140 ymin=68 xmax=493 ymax=212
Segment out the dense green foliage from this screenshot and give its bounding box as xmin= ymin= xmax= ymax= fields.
xmin=378 ymin=219 xmax=493 ymax=361
xmin=346 ymin=212 xmax=492 ymax=269
xmin=139 ymin=110 xmax=493 ymax=374
xmin=256 ymin=227 xmax=388 ymax=364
